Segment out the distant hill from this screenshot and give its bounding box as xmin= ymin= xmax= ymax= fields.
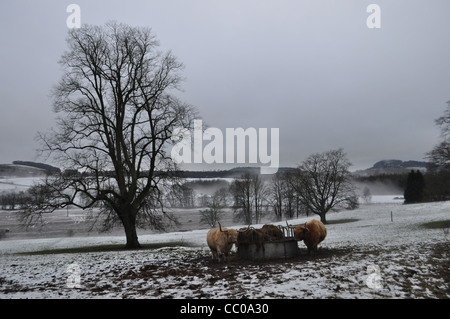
xmin=0 ymin=161 xmax=60 ymax=177
xmin=354 ymin=159 xmax=428 ymax=176
xmin=372 ymin=160 xmax=428 ymax=169
xmin=12 ymin=161 xmax=60 ymax=173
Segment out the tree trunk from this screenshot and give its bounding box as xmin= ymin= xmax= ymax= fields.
xmin=319 ymin=213 xmax=327 ymax=225
xmin=120 ymin=211 xmax=141 ymax=249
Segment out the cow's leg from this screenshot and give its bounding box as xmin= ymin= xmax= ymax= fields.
xmin=215 ymin=248 xmax=222 ymax=263
xmin=211 ymin=250 xmax=218 ymax=261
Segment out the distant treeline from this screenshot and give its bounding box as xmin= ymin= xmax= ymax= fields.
xmin=171 ymin=167 xmax=295 ymax=179
xmin=353 ymin=173 xmax=408 ymax=189
xmin=422 ymin=170 xmax=450 ymax=202
xmin=354 ymin=170 xmax=450 ymax=203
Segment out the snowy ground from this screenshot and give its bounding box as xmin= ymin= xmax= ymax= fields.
xmin=0 ymin=199 xmax=449 ymax=299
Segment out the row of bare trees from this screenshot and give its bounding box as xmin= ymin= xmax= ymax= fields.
xmin=235 ymin=149 xmax=357 ymax=225
xmin=0 ymin=185 xmax=55 ymax=212
xmin=230 ymin=173 xmax=266 ymax=225
xmin=199 ymin=149 xmax=358 ymax=227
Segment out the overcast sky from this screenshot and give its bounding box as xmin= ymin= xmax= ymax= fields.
xmin=1 ymin=0 xmax=450 ymax=171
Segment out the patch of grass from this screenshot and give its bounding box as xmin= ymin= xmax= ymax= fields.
xmin=420 ymin=220 xmax=450 ymax=230
xmin=19 ymin=241 xmax=194 ymax=256
xmin=326 ymin=218 xmax=360 ymax=225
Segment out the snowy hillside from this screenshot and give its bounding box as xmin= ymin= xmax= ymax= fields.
xmin=0 ymin=200 xmax=449 ymax=299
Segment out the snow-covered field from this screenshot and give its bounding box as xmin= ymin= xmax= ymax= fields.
xmin=0 ymin=177 xmax=40 ymax=191
xmin=0 ymin=199 xmax=449 ymax=299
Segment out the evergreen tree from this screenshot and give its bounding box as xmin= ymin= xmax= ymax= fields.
xmin=404 ymin=170 xmax=425 ymax=204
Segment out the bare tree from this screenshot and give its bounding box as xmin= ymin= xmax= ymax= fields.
xmin=435 ymin=100 xmax=450 ymax=136
xmin=230 ymin=172 xmax=267 ymax=224
xmin=427 ymin=101 xmax=450 ymax=169
xmin=282 ymin=172 xmax=304 ymax=218
xmin=199 ymin=188 xmax=228 ymax=228
xmin=230 ymin=173 xmax=253 ymax=225
xmin=166 ymin=183 xmax=195 ymax=208
xmin=362 ymin=186 xmax=372 ymax=204
xmin=291 ymin=149 xmax=356 ymax=224
xmin=270 ymin=172 xmax=284 ymax=221
xmin=427 ymin=140 xmax=450 ymax=169
xmin=269 ymin=171 xmax=303 ymax=221
xmin=19 ymin=181 xmax=59 ymax=229
xmin=252 ymin=173 xmax=267 ymax=224
xmin=29 ymin=22 xmax=195 ymax=248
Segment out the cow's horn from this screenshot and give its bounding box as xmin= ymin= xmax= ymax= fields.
xmin=238 ymin=225 xmax=250 ymax=233
xmin=218 ymin=222 xmax=228 ymax=232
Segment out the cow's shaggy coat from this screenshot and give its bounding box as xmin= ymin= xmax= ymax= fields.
xmin=206 ymin=224 xmax=238 ymax=262
xmin=294 ymin=220 xmax=327 ymax=255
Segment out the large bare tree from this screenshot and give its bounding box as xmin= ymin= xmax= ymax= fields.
xmin=291 ymin=149 xmax=357 ymax=224
xmin=29 ymin=22 xmax=195 ymax=248
xmin=427 ymin=100 xmax=450 ymax=169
